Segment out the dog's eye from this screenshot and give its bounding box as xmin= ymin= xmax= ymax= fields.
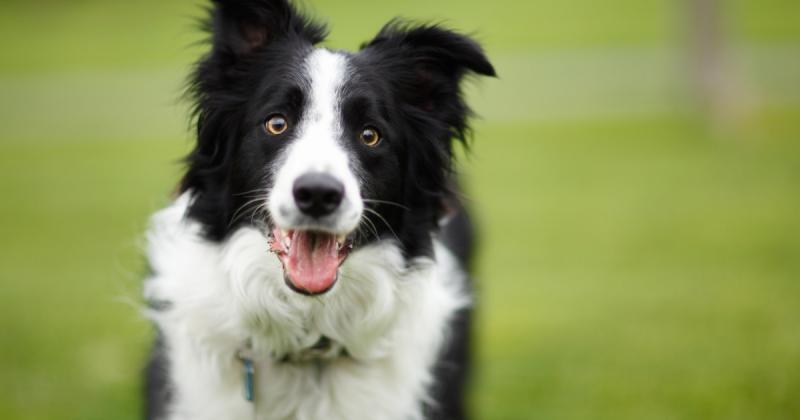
xmin=265 ymin=115 xmax=289 ymax=135
xmin=359 ymin=127 xmax=381 ymax=147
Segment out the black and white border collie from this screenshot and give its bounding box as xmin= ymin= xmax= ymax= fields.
xmin=142 ymin=1 xmax=495 ymax=419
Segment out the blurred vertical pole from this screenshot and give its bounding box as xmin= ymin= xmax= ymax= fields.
xmin=685 ymin=0 xmax=749 ymax=135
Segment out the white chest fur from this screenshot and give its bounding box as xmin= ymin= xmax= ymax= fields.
xmin=143 ymin=195 xmax=468 ymax=420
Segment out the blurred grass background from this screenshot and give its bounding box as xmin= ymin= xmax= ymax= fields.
xmin=1 ymin=0 xmax=799 ymax=419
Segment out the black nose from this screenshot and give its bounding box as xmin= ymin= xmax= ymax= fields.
xmin=293 ymin=173 xmax=344 ymax=218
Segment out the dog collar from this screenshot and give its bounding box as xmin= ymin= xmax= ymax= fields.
xmin=236 ymin=336 xmax=348 ymax=403
xmin=237 ymin=348 xmax=256 ymax=402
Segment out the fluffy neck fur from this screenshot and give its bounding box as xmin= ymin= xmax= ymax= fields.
xmin=144 ymin=194 xmax=468 ymax=420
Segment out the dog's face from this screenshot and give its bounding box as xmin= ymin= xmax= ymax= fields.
xmin=182 ymin=0 xmax=494 ymax=295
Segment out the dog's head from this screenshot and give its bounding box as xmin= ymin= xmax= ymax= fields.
xmin=182 ymin=0 xmax=495 ymax=295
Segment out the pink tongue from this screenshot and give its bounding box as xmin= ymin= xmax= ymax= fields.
xmin=286 ymin=232 xmax=339 ymax=294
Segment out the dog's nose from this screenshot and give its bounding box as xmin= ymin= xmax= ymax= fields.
xmin=293 ymin=173 xmax=344 ymax=218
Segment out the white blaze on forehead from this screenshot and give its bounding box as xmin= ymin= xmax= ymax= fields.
xmin=290 ymin=48 xmax=347 ymax=173
xmin=268 ymin=48 xmax=363 ymax=233
xmin=290 ymin=48 xmax=349 ymax=175
xmin=306 ymin=49 xmax=347 ymax=127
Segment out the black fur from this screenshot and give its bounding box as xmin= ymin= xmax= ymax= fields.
xmin=144 ymin=331 xmax=171 ymax=420
xmin=181 ymin=0 xmax=327 ymax=241
xmin=147 ymin=0 xmax=494 ymax=418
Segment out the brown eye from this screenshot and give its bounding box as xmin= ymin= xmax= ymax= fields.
xmin=265 ymin=115 xmax=288 ymax=135
xmin=359 ymin=127 xmax=381 ymax=147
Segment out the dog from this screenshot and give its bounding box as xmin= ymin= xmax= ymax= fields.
xmin=142 ymin=1 xmax=494 ymax=419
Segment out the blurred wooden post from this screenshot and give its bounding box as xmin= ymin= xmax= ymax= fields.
xmin=685 ymin=0 xmax=750 ymax=133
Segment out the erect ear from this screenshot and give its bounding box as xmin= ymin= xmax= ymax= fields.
xmin=210 ymin=0 xmax=327 ymax=57
xmin=361 ymin=22 xmax=496 ymax=137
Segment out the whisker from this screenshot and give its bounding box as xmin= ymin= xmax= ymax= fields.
xmin=250 ymin=200 xmax=271 ymax=228
xmin=228 ymin=196 xmax=267 ymax=228
xmin=363 ymin=208 xmax=401 ymax=243
xmin=359 ymin=216 xmax=381 ymax=242
xmin=227 ymin=186 xmax=276 ymax=229
xmin=362 ymin=198 xmax=410 ymax=211
xmin=232 ymin=187 xmax=271 ymax=198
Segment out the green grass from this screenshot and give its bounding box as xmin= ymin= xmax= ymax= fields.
xmin=466 ymin=118 xmax=800 ymax=420
xmin=0 ymin=139 xmax=185 ymax=420
xmin=1 ymin=0 xmax=799 ymax=419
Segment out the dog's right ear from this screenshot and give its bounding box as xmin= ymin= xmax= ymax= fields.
xmin=209 ymin=0 xmax=327 ymax=58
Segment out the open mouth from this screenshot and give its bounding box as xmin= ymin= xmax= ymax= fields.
xmin=269 ymin=229 xmax=353 ymax=295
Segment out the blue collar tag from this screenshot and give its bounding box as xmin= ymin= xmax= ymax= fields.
xmin=241 ymin=357 xmax=255 ymax=402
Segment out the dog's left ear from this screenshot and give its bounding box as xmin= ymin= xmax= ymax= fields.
xmin=362 ymin=22 xmax=496 ymax=141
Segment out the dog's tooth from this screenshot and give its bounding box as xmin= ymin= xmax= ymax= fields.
xmin=278 ymin=229 xmax=291 ymax=250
